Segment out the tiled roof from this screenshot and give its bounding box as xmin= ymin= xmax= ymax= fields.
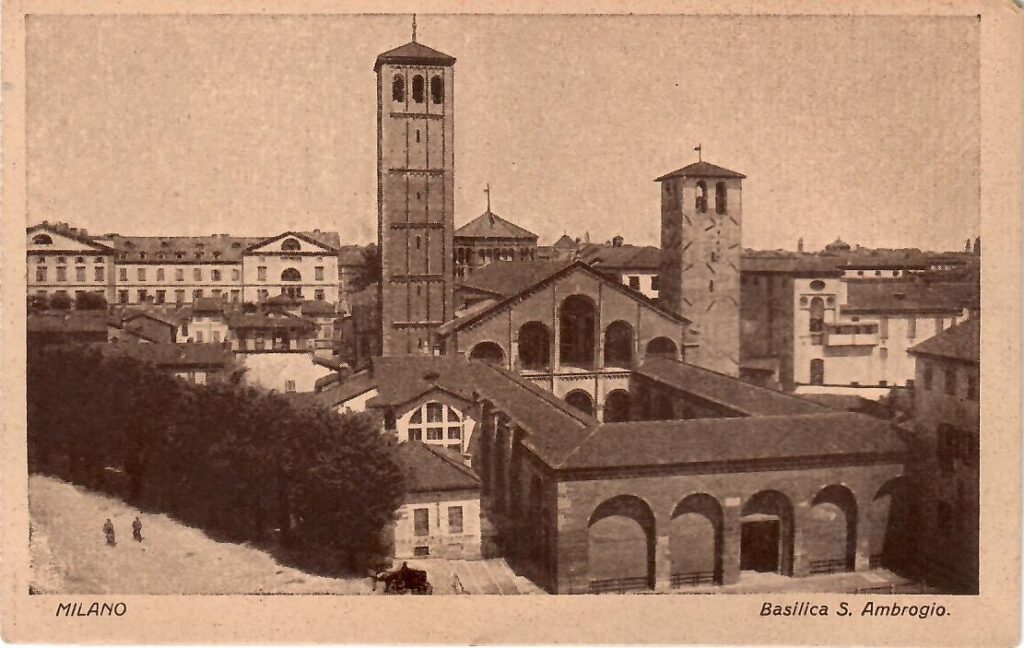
xmin=578 ymin=244 xmax=662 ymax=271
xmin=636 ymin=357 xmax=826 ymax=416
xmin=843 ymin=280 xmax=977 ymax=314
xmin=27 ymin=311 xmax=111 ymax=334
xmin=374 ymin=41 xmax=456 ymax=70
xmin=301 ymin=300 xmax=337 ymax=316
xmin=908 ymin=317 xmax=979 ymax=364
xmin=107 ymin=234 xmax=262 ymax=263
xmin=457 ymin=260 xmax=574 ymax=300
xmin=442 ymin=261 xmax=688 ymax=337
xmin=394 ymin=442 xmax=480 ymax=493
xmin=224 ymin=312 xmax=316 ymax=331
xmin=655 ymin=160 xmax=746 ymax=182
xmin=552 ymin=234 xmax=577 ymax=249
xmin=557 ymin=412 xmax=905 ymax=471
xmin=454 ymin=211 xmax=538 ymax=240
xmin=95 ymin=342 xmax=234 ymax=367
xmin=739 ymin=254 xmax=843 ymax=275
xmin=192 ymin=297 xmax=226 ymax=313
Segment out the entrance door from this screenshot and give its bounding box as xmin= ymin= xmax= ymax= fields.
xmin=741 ymin=520 xmax=780 ymax=572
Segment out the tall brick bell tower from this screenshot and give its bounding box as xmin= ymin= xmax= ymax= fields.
xmin=375 ymin=24 xmax=456 ymax=355
xmin=656 ymin=157 xmax=745 ymax=376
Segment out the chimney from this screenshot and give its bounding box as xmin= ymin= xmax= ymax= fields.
xmin=797 ymin=237 xmax=804 ymax=253
xmin=612 ymin=235 xmax=624 ymax=248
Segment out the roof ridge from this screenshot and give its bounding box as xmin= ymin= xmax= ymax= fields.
xmin=422 ymin=444 xmax=480 ymax=482
xmin=478 ymin=361 xmax=597 ymax=426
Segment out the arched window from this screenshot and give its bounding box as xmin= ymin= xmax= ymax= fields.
xmin=646 ymin=336 xmax=678 ymax=360
xmin=559 ymin=295 xmax=597 ymax=369
xmin=32 ymin=234 xmax=53 ymax=245
xmin=412 ymin=75 xmax=425 ymax=103
xmin=695 ymin=181 xmax=708 ymax=213
xmin=407 ymin=401 xmax=465 ymax=452
xmin=469 ymin=341 xmax=505 ymax=365
xmin=430 ymin=75 xmax=444 ymax=104
xmin=603 ymin=321 xmax=634 ymax=368
xmin=281 ymin=268 xmax=301 ymax=282
xmin=715 ymin=182 xmax=728 ymax=214
xmin=809 ymin=297 xmax=825 ymax=333
xmin=603 ymin=390 xmax=632 ymax=422
xmin=281 ymin=238 xmax=301 ymax=252
xmin=392 ymin=74 xmax=405 ymax=102
xmin=518 ymin=322 xmax=551 ymax=371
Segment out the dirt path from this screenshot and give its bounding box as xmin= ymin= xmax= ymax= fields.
xmin=28 ymin=475 xmax=371 ymax=595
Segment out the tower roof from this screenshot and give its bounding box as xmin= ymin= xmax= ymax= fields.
xmin=455 ymin=211 xmax=538 ymax=240
xmin=654 ymin=160 xmax=746 ymax=182
xmin=374 ymin=41 xmax=456 ymax=71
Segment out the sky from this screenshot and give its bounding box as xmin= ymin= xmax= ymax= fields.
xmin=25 ymin=14 xmax=980 ymax=251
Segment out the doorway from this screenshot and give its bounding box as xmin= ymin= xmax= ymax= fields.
xmin=741 ymin=520 xmax=781 ymax=572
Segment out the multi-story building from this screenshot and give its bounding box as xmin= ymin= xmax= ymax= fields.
xmin=26 ymin=224 xmax=344 ymax=307
xmin=27 ymin=223 xmax=116 ymax=304
xmin=375 ymin=37 xmax=456 ymax=355
xmin=577 ymin=238 xmax=662 ymax=301
xmin=907 ymin=318 xmax=979 ymax=593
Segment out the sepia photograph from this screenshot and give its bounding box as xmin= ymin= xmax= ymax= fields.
xmin=1 ymin=2 xmax=1021 ymax=645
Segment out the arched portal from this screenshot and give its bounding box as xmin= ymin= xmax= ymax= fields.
xmin=469 ymin=341 xmax=505 ymax=365
xmin=870 ymin=477 xmax=913 ymax=573
xmin=564 ymin=390 xmax=594 ymax=416
xmin=559 ymin=295 xmax=597 ymax=369
xmin=587 ymin=495 xmax=656 ymax=593
xmin=603 ymin=320 xmax=634 ymax=368
xmin=670 ymin=493 xmax=723 ymax=586
xmin=603 ymin=390 xmax=632 ymax=422
xmin=281 ymin=267 xmax=301 ymax=281
xmin=646 ymin=336 xmax=678 ymax=360
xmin=518 ymin=322 xmax=551 ymax=371
xmin=741 ymin=490 xmax=795 ymax=575
xmin=807 ymin=485 xmax=858 ymax=573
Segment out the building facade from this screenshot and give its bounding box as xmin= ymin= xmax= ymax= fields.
xmin=27 ymin=223 xmax=116 ymax=304
xmin=907 ymin=318 xmax=979 ymax=593
xmin=375 ymin=38 xmax=456 ymax=355
xmin=657 ymin=161 xmax=745 ymax=376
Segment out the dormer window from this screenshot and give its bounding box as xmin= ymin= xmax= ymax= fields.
xmin=195 ymin=252 xmax=203 ymax=259
xmin=139 ymin=252 xmax=146 ymax=259
xmin=231 ymin=242 xmax=241 ymax=249
xmin=176 ymin=252 xmax=185 ymax=259
xmin=160 ymin=240 xmax=169 ymax=247
xmin=75 ymin=256 xmax=85 ymax=263
xmin=32 ymin=234 xmax=53 ymax=245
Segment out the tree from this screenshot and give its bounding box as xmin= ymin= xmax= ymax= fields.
xmin=75 ymin=291 xmax=108 ymax=310
xmin=353 ymin=244 xmax=380 ymax=293
xmin=49 ymin=293 xmax=72 ymax=310
xmin=28 ymin=294 xmax=48 ymax=312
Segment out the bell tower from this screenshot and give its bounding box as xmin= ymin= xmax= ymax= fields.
xmin=656 ymin=158 xmax=745 ymax=375
xmin=375 ymin=26 xmax=456 ymax=355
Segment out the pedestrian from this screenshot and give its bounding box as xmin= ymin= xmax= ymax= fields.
xmin=131 ymin=516 xmax=143 ymax=543
xmin=102 ymin=518 xmax=116 ymax=547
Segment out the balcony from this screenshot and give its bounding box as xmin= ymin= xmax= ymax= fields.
xmin=825 ymin=324 xmax=879 ymax=347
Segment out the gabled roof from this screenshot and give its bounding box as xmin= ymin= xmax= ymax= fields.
xmin=27 ymin=223 xmax=117 ymax=253
xmin=655 ymin=160 xmax=746 ymax=182
xmin=27 ymin=311 xmax=111 ymax=334
xmin=394 ymin=442 xmax=480 ymax=493
xmin=107 ymin=234 xmax=262 ymax=263
xmin=552 ymin=234 xmax=577 ymax=249
xmin=454 ymin=211 xmax=538 ymax=240
xmin=374 ymin=41 xmax=456 ymax=71
xmin=225 ymin=312 xmax=316 ymax=331
xmin=301 ymin=300 xmax=337 ymax=316
xmin=908 ymin=317 xmax=979 ymax=365
xmin=243 ymin=230 xmax=339 ymax=254
xmin=440 ymin=260 xmax=689 ymax=337
xmin=636 ymin=356 xmax=826 ymax=417
xmin=192 ymin=297 xmax=226 ymax=314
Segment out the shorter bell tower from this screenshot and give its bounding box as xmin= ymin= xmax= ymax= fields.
xmin=656 ymin=158 xmax=745 ymax=375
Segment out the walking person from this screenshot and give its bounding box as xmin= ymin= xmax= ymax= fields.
xmin=102 ymin=518 xmax=116 ymax=547
xmin=131 ymin=516 xmax=143 ymax=543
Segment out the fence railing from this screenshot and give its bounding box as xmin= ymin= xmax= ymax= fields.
xmin=589 ymin=576 xmax=650 ymax=594
xmin=670 ymin=571 xmax=716 ymax=588
xmin=809 ymin=558 xmax=848 ymax=575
